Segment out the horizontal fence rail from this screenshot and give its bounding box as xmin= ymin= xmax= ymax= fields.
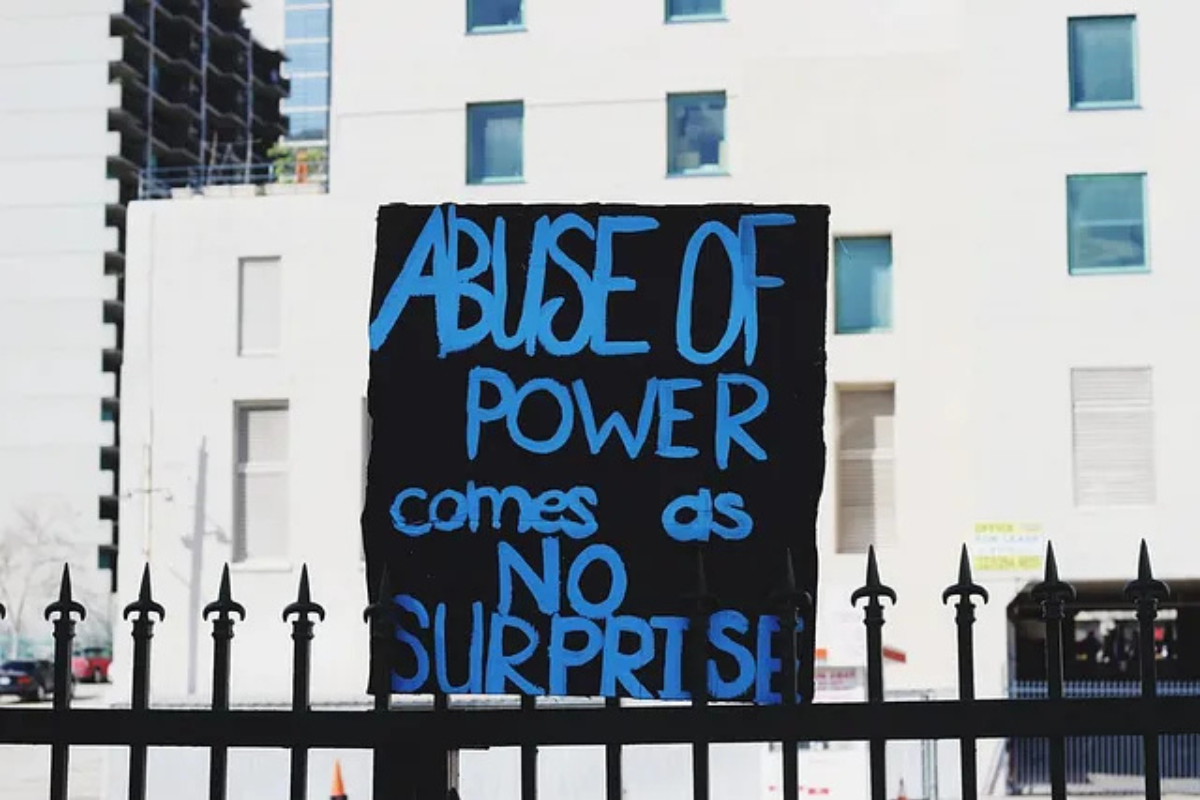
xmin=0 ymin=541 xmax=1195 ymax=800
xmin=3 ymin=698 xmax=1200 ymax=747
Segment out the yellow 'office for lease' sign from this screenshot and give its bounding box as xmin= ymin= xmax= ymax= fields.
xmin=972 ymin=522 xmax=1045 ymax=575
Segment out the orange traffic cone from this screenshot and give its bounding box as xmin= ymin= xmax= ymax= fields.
xmin=896 ymin=777 xmax=907 ymax=800
xmin=330 ymin=759 xmax=347 ymax=800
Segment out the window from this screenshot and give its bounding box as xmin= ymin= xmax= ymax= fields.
xmin=467 ymin=102 xmax=524 ymax=184
xmin=286 ymin=75 xmax=330 ymax=108
xmin=1069 ymin=16 xmax=1137 ymax=109
xmin=666 ymin=0 xmax=723 ymax=21
xmin=1071 ymin=368 xmax=1154 ymax=507
xmin=284 ymin=7 xmax=330 ymax=40
xmin=667 ymin=92 xmax=727 ymax=176
xmin=834 ymin=237 xmax=893 ymax=334
xmin=234 ymin=404 xmax=290 ymax=562
xmin=287 ymin=111 xmax=329 ymax=142
xmin=836 ymin=388 xmax=895 ymax=553
xmin=282 ymin=2 xmax=330 ymax=148
xmin=468 ymin=0 xmax=523 ymax=31
xmin=283 ymin=42 xmax=330 ymax=77
xmin=1067 ymin=174 xmax=1146 ymax=274
xmin=238 ymin=257 xmax=281 ymax=355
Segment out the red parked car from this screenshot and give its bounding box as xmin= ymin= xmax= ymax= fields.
xmin=71 ymin=647 xmax=111 ymax=683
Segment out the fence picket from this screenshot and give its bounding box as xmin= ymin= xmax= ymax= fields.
xmin=283 ymin=565 xmax=324 ymax=800
xmin=364 ymin=567 xmax=394 ymax=800
xmin=203 ymin=565 xmax=245 ymax=800
xmin=851 ymin=546 xmax=896 ymax=800
xmin=123 ymin=565 xmax=164 ymax=800
xmin=1126 ymin=540 xmax=1169 ymax=800
xmin=1032 ymin=543 xmax=1074 ymax=800
xmin=687 ymin=549 xmax=714 ymax=800
xmin=943 ymin=544 xmax=988 ymax=800
xmin=45 ymin=565 xmax=85 ymax=800
xmin=774 ymin=548 xmax=805 ymax=800
xmin=604 ymin=696 xmax=622 ymax=800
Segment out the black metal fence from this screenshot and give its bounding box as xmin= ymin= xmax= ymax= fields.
xmin=0 ymin=541 xmax=1196 ymax=800
xmin=1009 ymin=680 xmax=1200 ymax=793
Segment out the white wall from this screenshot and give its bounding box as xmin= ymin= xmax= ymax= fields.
xmin=0 ymin=0 xmax=122 ymax=649
xmin=119 ymin=195 xmax=376 ymax=703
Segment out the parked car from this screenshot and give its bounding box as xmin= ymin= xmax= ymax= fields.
xmin=72 ymin=647 xmax=112 ymax=683
xmin=0 ymin=660 xmax=57 ymax=702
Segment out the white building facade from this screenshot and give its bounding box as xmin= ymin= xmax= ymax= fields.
xmin=0 ymin=0 xmax=123 ymax=652
xmin=114 ymin=1 xmax=1200 ymax=797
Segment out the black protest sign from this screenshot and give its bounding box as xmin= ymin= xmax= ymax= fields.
xmin=363 ymin=203 xmax=827 ymax=703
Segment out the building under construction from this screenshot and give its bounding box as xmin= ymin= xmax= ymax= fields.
xmin=100 ymin=0 xmax=288 ymax=582
xmin=109 ymin=0 xmax=288 ymax=198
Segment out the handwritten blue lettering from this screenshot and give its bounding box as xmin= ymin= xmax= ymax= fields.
xmin=434 ymin=602 xmax=484 ymax=693
xmin=661 ymin=489 xmax=753 ymax=542
xmin=709 ymin=610 xmax=755 ymax=700
xmin=675 ymin=214 xmax=793 ymax=367
xmin=715 ymin=374 xmax=769 ymax=470
xmin=591 ymin=215 xmax=657 ymax=356
xmin=655 ymin=378 xmax=701 ymax=458
xmin=601 ymin=616 xmax=655 ymax=698
xmin=484 ymin=613 xmax=542 ymax=694
xmin=497 ymin=537 xmax=560 ymax=616
xmin=391 ymin=594 xmax=430 ymax=693
xmin=565 ymin=544 xmax=628 ymax=618
xmin=548 ymin=616 xmax=603 ymax=695
xmin=651 ymin=615 xmax=691 ymax=700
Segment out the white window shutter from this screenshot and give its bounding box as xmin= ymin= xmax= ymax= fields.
xmin=235 ymin=404 xmax=289 ymax=562
xmin=837 ymin=389 xmax=896 ymax=553
xmin=238 ymin=257 xmax=282 ymax=354
xmin=238 ymin=406 xmax=289 ymax=463
xmin=1072 ymin=368 xmax=1155 ymax=507
xmin=236 ymin=471 xmax=289 ymax=561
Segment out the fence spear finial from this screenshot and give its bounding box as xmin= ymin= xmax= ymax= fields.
xmin=1124 ymin=539 xmax=1169 ymax=604
xmin=851 ymin=546 xmax=896 ymax=608
xmin=1044 ymin=541 xmax=1060 ymax=583
xmin=771 ymin=547 xmax=808 ymax=610
xmin=123 ymin=564 xmax=165 ymax=622
xmin=203 ymin=564 xmax=246 ymax=622
xmin=942 ymin=544 xmax=988 ymax=606
xmin=284 ymin=564 xmax=326 ymax=623
xmin=1032 ymin=542 xmax=1075 ymax=608
xmin=44 ymin=564 xmax=86 ymax=622
xmin=363 ymin=566 xmax=394 ymax=624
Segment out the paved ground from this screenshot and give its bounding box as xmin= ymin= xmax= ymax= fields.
xmin=0 ymin=685 xmax=111 ymax=800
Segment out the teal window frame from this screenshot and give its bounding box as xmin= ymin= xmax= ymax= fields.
xmin=666 ymin=92 xmax=728 ymax=177
xmin=467 ymin=0 xmax=525 ymax=33
xmin=834 ymin=236 xmax=894 ymax=335
xmin=1067 ymin=173 xmax=1148 ymax=275
xmin=466 ymin=101 xmax=525 ymax=185
xmin=1068 ymin=16 xmax=1139 ymax=110
xmin=665 ymin=0 xmax=725 ymax=23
